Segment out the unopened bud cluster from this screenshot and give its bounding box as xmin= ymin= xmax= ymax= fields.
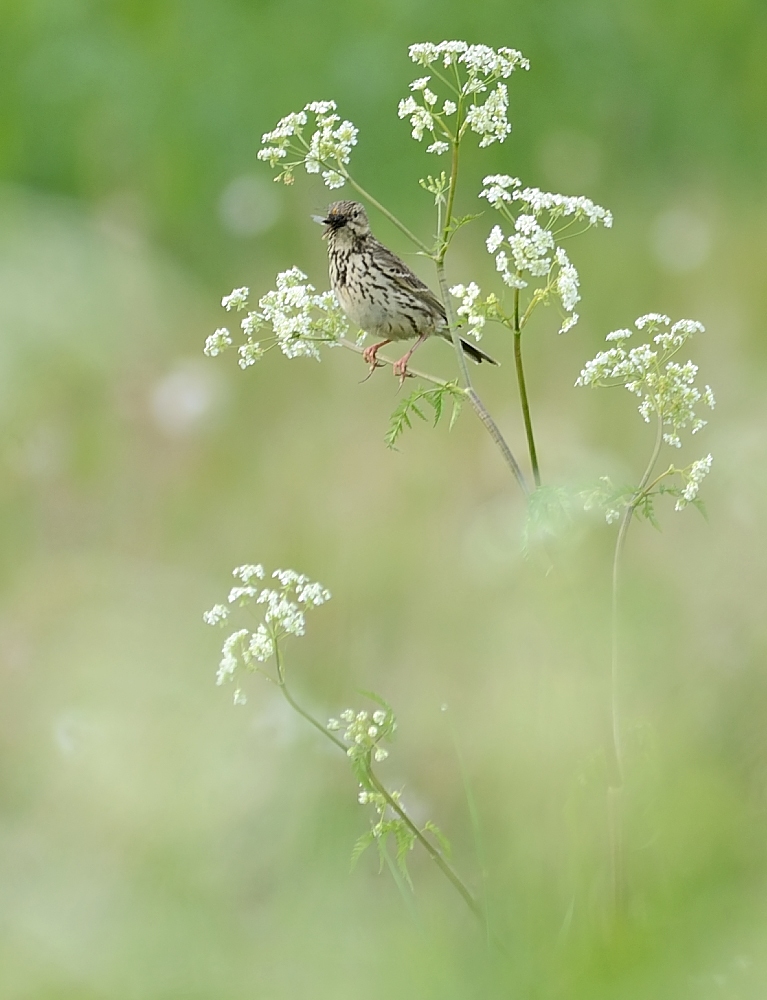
xmin=327 ymin=707 xmax=396 ymax=764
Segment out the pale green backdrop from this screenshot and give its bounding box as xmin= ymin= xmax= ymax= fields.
xmin=1 ymin=2 xmax=766 ymax=997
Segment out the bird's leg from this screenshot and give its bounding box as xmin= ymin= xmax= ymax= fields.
xmin=362 ymin=339 xmax=391 ymax=372
xmin=392 ymin=333 xmax=428 ymax=382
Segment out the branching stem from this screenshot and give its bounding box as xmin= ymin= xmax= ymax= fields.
xmin=273 ymin=646 xmax=485 ymax=929
xmin=432 ymin=136 xmax=529 ymax=495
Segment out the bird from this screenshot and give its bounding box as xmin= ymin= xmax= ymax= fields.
xmin=315 ymin=200 xmax=497 ymax=378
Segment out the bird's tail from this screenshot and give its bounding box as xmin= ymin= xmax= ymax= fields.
xmin=460 ymin=337 xmax=498 ymax=365
xmin=438 ymin=331 xmax=498 ymax=365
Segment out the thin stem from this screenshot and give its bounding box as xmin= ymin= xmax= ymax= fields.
xmin=273 ymin=648 xmax=485 ymax=929
xmin=345 ymin=175 xmax=431 ymax=254
xmin=434 ymin=263 xmax=529 ymax=494
xmin=608 ymin=412 xmax=664 ymax=915
xmin=430 ymin=132 xmax=529 ymax=494
xmin=365 ymin=767 xmax=484 ymax=925
xmin=274 ymin=645 xmax=346 ymax=751
xmin=513 ymin=287 xmax=541 ymax=487
xmin=338 ymin=338 xmax=452 ymax=388
xmin=439 ymin=138 xmax=461 ymax=260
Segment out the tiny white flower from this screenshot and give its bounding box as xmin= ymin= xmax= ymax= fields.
xmin=374 ymin=748 xmax=389 ymax=762
xmin=222 ymin=287 xmax=249 ymax=311
xmin=486 ymin=225 xmax=505 ymax=254
xmin=559 ymin=313 xmax=579 ymax=334
xmin=204 ymin=328 xmax=232 ymax=357
xmin=203 ymin=604 xmax=229 ymax=626
xmin=426 ymin=140 xmax=450 ymax=155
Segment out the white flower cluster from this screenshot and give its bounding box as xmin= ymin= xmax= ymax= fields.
xmin=675 ymin=454 xmax=713 ymax=510
xmin=479 ymin=174 xmax=613 ymax=227
xmin=204 ymin=564 xmax=331 ymax=704
xmin=203 ymin=328 xmax=232 ymax=357
xmin=448 ymin=282 xmax=504 ymax=341
xmin=398 ymin=41 xmax=528 ymax=154
xmin=485 ymin=221 xmax=579 ymax=333
xmin=327 ymin=706 xmax=396 ymax=764
xmin=478 ymin=176 xmax=612 ymax=335
xmin=408 ymin=40 xmax=529 ymax=76
xmin=205 ymin=268 xmax=351 ymax=367
xmin=575 ymin=314 xmax=716 ymax=449
xmin=257 ymin=100 xmax=358 ymax=189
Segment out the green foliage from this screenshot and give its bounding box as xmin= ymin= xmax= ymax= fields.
xmin=423 ymin=820 xmax=452 ymax=859
xmin=384 ymin=382 xmax=465 ymax=449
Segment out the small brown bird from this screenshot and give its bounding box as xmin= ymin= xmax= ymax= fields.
xmin=316 ymin=200 xmax=497 ymax=377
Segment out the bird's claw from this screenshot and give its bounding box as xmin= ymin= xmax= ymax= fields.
xmin=392 ymin=359 xmax=415 ymax=388
xmin=359 ymin=359 xmax=384 ymax=383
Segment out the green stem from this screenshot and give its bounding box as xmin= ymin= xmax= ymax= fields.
xmin=439 ymin=138 xmax=461 ymax=260
xmin=366 ymin=766 xmax=484 ymax=925
xmin=274 ymin=645 xmax=346 ymax=751
xmin=513 ymin=287 xmax=541 ymax=487
xmin=433 ymin=136 xmax=529 ymax=496
xmin=338 ymin=338 xmax=451 ymax=388
xmin=608 ymin=412 xmax=664 ymax=915
xmin=345 ymin=175 xmax=431 ymax=253
xmin=435 ymin=262 xmax=529 ymax=495
xmin=273 ymin=649 xmax=485 ymax=929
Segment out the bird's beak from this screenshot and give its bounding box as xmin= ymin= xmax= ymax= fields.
xmin=312 ymin=212 xmax=341 ymax=240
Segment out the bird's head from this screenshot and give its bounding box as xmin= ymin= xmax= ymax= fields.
xmin=313 ymin=200 xmax=371 ymax=240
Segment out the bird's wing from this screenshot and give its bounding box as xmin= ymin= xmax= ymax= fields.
xmin=370 ymin=241 xmax=447 ymax=319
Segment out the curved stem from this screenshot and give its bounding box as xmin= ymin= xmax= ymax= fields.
xmin=434 ymin=263 xmax=529 ymax=495
xmin=274 ymin=645 xmax=346 ymax=751
xmin=273 ymin=647 xmax=486 ymax=929
xmin=608 ymin=413 xmax=664 ymax=915
xmin=513 ymin=287 xmax=541 ymax=487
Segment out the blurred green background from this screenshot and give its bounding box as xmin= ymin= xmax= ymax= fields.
xmin=1 ymin=1 xmax=766 ymax=997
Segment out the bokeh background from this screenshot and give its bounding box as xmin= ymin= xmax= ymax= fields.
xmin=1 ymin=1 xmax=766 ymax=997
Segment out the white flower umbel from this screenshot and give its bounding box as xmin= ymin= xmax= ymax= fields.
xmin=204 ymin=563 xmax=331 ymax=703
xmin=399 ymin=41 xmax=528 ymax=155
xmin=257 ymin=100 xmax=358 ymax=188
xmin=206 ymin=268 xmax=351 ymax=368
xmin=577 ymin=315 xmax=715 ymax=521
xmin=575 ymin=313 xmax=715 ymax=448
xmin=478 ymin=176 xmax=612 ymax=335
